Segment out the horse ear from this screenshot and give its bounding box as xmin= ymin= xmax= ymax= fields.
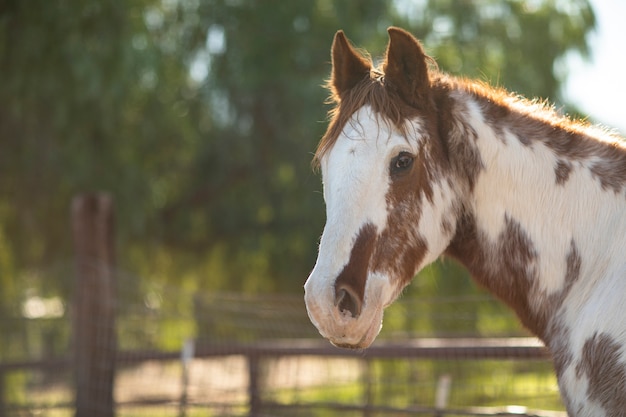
xmin=383 ymin=27 xmax=431 ymax=106
xmin=330 ymin=30 xmax=371 ymax=99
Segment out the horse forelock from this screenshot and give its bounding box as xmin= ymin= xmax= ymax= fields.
xmin=313 ymin=70 xmax=423 ymax=169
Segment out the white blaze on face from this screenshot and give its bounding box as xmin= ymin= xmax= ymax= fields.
xmin=304 ymin=105 xmax=422 ymax=348
xmin=318 ymin=106 xmax=391 ymax=275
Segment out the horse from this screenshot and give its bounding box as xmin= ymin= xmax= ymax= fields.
xmin=303 ymin=27 xmax=626 ymax=415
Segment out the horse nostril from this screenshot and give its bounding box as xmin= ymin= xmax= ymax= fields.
xmin=335 ymin=286 xmax=362 ymax=318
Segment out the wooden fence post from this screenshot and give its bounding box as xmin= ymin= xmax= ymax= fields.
xmin=178 ymin=339 xmax=195 ymax=417
xmin=248 ymin=354 xmax=261 ymax=417
xmin=71 ymin=193 xmax=116 ymax=417
xmin=0 ymin=368 xmax=5 ymax=417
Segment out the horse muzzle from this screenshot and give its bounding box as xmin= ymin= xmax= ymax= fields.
xmin=304 ymin=272 xmax=386 ymax=349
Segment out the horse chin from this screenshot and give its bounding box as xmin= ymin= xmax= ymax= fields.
xmin=328 ymin=328 xmax=379 ymax=350
xmin=331 ymin=341 xmax=368 ymax=350
xmin=322 ymin=309 xmax=384 ymax=350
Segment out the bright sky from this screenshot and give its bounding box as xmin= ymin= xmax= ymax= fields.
xmin=563 ymin=0 xmax=626 ymax=136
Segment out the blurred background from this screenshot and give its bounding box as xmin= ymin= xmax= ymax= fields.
xmin=0 ymin=0 xmax=622 ymax=416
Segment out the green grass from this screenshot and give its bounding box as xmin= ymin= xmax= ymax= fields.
xmin=262 ymin=358 xmax=565 ymax=415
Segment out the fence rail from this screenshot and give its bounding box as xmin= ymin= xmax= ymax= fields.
xmin=0 ymin=196 xmax=564 ymax=416
xmin=0 ymin=337 xmax=561 ymax=417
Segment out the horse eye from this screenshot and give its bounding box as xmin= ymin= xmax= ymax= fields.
xmin=391 ymin=152 xmax=414 ymax=175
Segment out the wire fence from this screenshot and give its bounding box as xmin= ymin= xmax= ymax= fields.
xmin=0 ymin=278 xmax=566 ymax=417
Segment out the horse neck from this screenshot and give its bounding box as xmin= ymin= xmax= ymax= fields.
xmin=442 ymin=85 xmax=626 ymax=340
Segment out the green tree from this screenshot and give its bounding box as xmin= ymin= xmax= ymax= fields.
xmin=0 ymin=0 xmax=595 ymax=338
xmin=1 ymin=1 xmax=208 ymax=285
xmin=395 ymin=0 xmax=594 ymax=101
xmin=0 ymin=2 xmax=596 ymax=409
xmin=168 ymin=0 xmax=399 ymax=293
xmin=0 ymin=1 xmax=214 ymax=361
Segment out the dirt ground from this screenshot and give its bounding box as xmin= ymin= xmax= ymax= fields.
xmin=114 ymin=355 xmax=362 ymax=405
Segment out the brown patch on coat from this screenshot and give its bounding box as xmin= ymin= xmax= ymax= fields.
xmin=368 ymin=133 xmax=435 ymax=286
xmin=334 ymin=223 xmax=377 ymax=309
xmin=575 ymin=332 xmax=626 ymax=413
xmin=431 ymin=80 xmax=484 ymax=191
xmin=445 ymin=213 xmax=545 ymax=336
xmin=463 ymin=81 xmax=626 ymax=192
xmin=372 ymin=192 xmax=428 ymax=289
xmin=564 ymin=241 xmax=582 ymax=289
xmin=368 ymin=81 xmax=472 ymax=290
xmin=446 ymin=217 xmax=585 ymax=343
xmin=590 ymin=158 xmax=626 ymax=194
xmin=542 ymin=240 xmax=582 ymax=317
xmin=555 ymin=160 xmax=573 ymax=185
xmin=446 ymin=212 xmax=585 ymax=411
xmin=446 ymin=234 xmax=587 ymax=415
xmin=544 ymin=241 xmax=582 ymax=388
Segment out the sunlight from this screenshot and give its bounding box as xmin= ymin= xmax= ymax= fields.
xmin=564 ymin=0 xmax=626 ymax=134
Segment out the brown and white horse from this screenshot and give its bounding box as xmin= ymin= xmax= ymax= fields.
xmin=304 ymin=27 xmax=626 ymax=415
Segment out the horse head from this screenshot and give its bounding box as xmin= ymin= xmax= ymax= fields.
xmin=304 ymin=28 xmax=459 ymax=348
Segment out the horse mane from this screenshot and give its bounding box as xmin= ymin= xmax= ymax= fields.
xmin=457 ymin=77 xmax=621 ymax=141
xmin=313 ymin=61 xmax=625 ymax=171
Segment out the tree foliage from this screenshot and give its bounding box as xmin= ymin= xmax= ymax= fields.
xmin=0 ymin=0 xmax=595 ymax=310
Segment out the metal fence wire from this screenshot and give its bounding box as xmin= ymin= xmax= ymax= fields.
xmin=0 ymin=275 xmax=566 ymax=417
